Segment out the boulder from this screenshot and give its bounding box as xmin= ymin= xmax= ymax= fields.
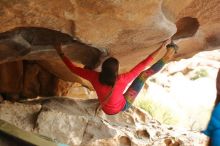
xmin=0 ymin=98 xmax=208 ymax=146
xmin=0 ymin=0 xmax=220 ymax=96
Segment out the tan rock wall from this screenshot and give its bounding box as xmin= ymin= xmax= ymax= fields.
xmin=22 ymin=61 xmax=58 ymax=98
xmin=0 ymin=61 xmax=23 ymax=93
xmin=0 ymin=0 xmax=220 ymax=97
xmin=0 ymin=60 xmax=58 ymax=99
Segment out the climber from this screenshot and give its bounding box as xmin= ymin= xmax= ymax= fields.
xmin=55 ymin=39 xmax=178 ymax=115
xmin=203 ymin=69 xmax=220 ymax=146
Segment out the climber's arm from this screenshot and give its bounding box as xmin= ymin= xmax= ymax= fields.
xmin=55 ymin=44 xmax=97 ymax=81
xmin=121 ymin=39 xmax=170 ymax=82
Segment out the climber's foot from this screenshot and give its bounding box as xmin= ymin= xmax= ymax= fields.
xmin=163 ymin=42 xmax=178 ymax=62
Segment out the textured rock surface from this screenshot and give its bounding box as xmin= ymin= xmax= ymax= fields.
xmin=1 ymin=0 xmax=219 ymax=59
xmin=0 ymin=60 xmax=59 ymax=99
xmin=0 ymin=98 xmax=208 ymax=146
xmin=55 ymin=81 xmax=97 ymax=99
xmin=0 ymin=61 xmax=23 ymax=93
xmin=0 ymin=101 xmax=41 ymax=131
xmin=0 ymin=1 xmax=218 ymax=145
xmin=0 ymin=0 xmax=220 ymax=96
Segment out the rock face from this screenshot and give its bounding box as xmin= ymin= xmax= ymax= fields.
xmin=0 ymin=59 xmax=58 ymax=99
xmin=0 ymin=98 xmax=208 ymax=146
xmin=0 ymin=61 xmax=23 ymax=94
xmin=0 ymin=1 xmax=218 ymax=145
xmin=0 ymin=0 xmax=220 ymax=97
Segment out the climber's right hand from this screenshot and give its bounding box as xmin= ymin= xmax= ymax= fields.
xmin=166 ymin=40 xmax=178 ymax=54
xmin=162 ymin=38 xmax=171 ymax=47
xmin=54 ymin=43 xmax=64 ymax=56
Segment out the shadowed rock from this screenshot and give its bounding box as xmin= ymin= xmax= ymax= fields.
xmin=0 ymin=27 xmax=102 ymax=67
xmin=0 ymin=27 xmax=102 ymax=98
xmin=172 ymin=17 xmax=199 ymax=40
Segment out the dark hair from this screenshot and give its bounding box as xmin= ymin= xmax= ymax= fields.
xmin=99 ymin=57 xmax=119 ymax=86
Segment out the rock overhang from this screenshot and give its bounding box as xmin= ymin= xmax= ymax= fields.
xmin=0 ymin=0 xmax=220 ymax=94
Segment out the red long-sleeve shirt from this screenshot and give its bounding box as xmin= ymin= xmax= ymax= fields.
xmin=61 ymin=55 xmax=153 ymax=115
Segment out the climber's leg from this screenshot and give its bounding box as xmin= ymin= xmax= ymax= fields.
xmin=122 ymin=43 xmax=177 ymax=111
xmin=122 ymin=59 xmax=166 ymax=111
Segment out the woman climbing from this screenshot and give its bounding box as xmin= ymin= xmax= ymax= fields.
xmin=55 ymin=39 xmax=178 ymax=115
xmin=203 ymin=69 xmax=220 ymax=146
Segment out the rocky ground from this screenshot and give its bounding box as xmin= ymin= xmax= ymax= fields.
xmin=0 ymin=97 xmax=208 ymax=146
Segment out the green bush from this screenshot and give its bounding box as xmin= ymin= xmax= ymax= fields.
xmin=190 ymin=69 xmax=208 ymax=80
xmin=135 ymin=99 xmax=178 ymax=125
